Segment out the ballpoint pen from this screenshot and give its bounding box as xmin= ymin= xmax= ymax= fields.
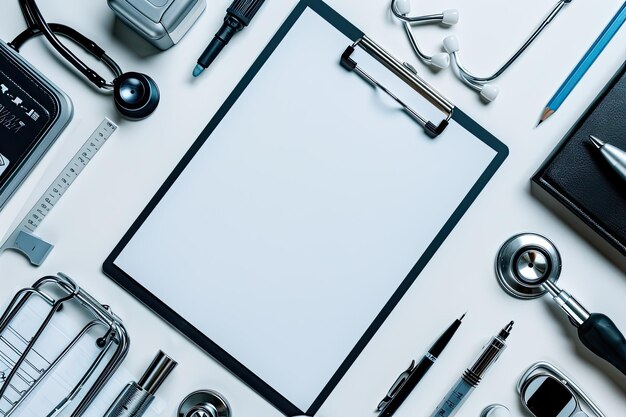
xmin=539 ymin=2 xmax=626 ymax=125
xmin=430 ymin=321 xmax=514 ymax=417
xmin=376 ymin=314 xmax=465 ymax=417
xmin=589 ymin=136 xmax=626 ymax=182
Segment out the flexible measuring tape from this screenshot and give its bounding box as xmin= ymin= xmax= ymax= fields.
xmin=0 ymin=118 xmax=117 ymax=265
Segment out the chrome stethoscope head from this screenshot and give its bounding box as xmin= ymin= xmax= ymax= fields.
xmin=495 ymin=233 xmax=562 ymax=300
xmin=390 ymin=0 xmax=458 ymax=70
xmin=495 ymin=233 xmax=592 ymax=328
xmin=496 ymin=234 xmax=626 ymax=377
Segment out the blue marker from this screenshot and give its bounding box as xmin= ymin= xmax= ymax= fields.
xmin=539 ymin=2 xmax=626 ymax=125
xmin=430 ymin=322 xmax=513 ymax=417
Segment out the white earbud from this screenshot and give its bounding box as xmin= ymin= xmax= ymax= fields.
xmin=430 ymin=53 xmax=450 ymax=69
xmin=395 ymin=0 xmax=411 ymax=15
xmin=480 ymin=84 xmax=500 ymax=102
xmin=441 ymin=9 xmax=459 ymax=25
xmin=442 ymin=35 xmax=460 ymax=53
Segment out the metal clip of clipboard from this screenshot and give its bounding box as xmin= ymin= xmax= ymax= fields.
xmin=0 ymin=273 xmax=129 ymax=417
xmin=341 ymin=36 xmax=454 ymax=138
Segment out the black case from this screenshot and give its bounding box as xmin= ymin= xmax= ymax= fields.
xmin=532 ymin=62 xmax=626 ymax=265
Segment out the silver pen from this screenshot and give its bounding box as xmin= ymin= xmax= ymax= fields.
xmin=589 ymin=136 xmax=626 ymax=181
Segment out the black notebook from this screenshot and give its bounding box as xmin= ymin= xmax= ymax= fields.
xmin=533 ymin=62 xmax=626 ymax=262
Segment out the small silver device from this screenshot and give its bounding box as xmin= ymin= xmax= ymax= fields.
xmin=108 ymin=0 xmax=206 ymax=50
xmin=517 ymin=362 xmax=605 ymax=417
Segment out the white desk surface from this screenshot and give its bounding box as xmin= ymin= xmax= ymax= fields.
xmin=1 ymin=1 xmax=625 ymax=416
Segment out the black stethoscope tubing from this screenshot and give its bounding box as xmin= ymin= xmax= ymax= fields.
xmin=10 ymin=0 xmax=121 ymax=90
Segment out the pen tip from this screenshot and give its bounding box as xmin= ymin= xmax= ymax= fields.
xmin=589 ymin=135 xmax=604 ymax=149
xmin=193 ymin=64 xmax=205 ymax=77
xmin=459 ymin=312 xmax=466 ymax=321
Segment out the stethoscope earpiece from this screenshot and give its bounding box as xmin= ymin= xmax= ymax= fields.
xmin=393 ymin=0 xmax=574 ymax=102
xmin=441 ymin=9 xmax=460 ymax=26
xmin=113 ymin=72 xmax=160 ymax=120
xmin=394 ymin=0 xmax=411 ymax=15
xmin=390 ymin=0 xmax=458 ymax=70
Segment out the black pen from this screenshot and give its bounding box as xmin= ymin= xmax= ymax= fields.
xmin=193 ymin=0 xmax=267 ymax=77
xmin=376 ymin=314 xmax=465 ymax=417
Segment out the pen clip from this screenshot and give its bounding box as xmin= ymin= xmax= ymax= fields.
xmin=376 ymin=360 xmax=416 ymax=411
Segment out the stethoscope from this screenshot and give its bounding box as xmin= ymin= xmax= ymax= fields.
xmin=495 ymin=233 xmax=626 ymax=376
xmin=390 ymin=0 xmax=458 ymax=70
xmin=8 ymin=0 xmax=160 ymax=120
xmin=391 ymin=0 xmax=573 ymax=102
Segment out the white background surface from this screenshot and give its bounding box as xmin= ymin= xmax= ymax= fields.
xmin=0 ymin=1 xmax=625 ymax=416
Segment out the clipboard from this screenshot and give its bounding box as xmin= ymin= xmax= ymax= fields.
xmin=104 ymin=1 xmax=508 ymax=415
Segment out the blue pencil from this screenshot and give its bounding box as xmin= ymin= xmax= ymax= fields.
xmin=539 ymin=1 xmax=626 ymax=125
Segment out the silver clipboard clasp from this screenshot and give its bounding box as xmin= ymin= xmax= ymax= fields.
xmin=341 ymin=36 xmax=454 ymax=138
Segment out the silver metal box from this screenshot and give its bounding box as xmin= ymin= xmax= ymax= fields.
xmin=108 ymin=0 xmax=206 ymax=50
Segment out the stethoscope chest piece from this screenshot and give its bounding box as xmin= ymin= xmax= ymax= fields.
xmin=178 ymin=390 xmax=231 ymax=417
xmin=495 ymin=233 xmax=562 ymax=299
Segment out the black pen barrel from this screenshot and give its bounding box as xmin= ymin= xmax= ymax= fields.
xmin=197 ymin=18 xmax=241 ymax=69
xmin=430 ymin=316 xmax=463 ymax=357
xmin=379 ymin=358 xmax=435 ymax=417
xmin=378 ymin=315 xmax=464 ymax=417
xmin=195 ymin=0 xmax=267 ymax=73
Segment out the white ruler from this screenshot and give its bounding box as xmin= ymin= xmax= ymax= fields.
xmin=0 ymin=118 xmax=117 ymax=266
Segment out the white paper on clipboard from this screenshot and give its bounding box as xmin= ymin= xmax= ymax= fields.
xmin=110 ymin=5 xmax=503 ymax=414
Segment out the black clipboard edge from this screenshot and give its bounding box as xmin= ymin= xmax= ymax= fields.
xmin=103 ymin=1 xmax=509 ymax=415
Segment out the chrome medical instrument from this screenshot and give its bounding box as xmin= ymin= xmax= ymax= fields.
xmin=0 ymin=273 xmax=129 ymax=417
xmin=390 ymin=0 xmax=458 ymax=69
xmin=589 ymin=135 xmax=626 ymax=182
xmin=518 ymin=362 xmax=605 ymax=417
xmin=443 ymin=0 xmax=573 ymax=102
xmin=496 ymin=233 xmax=626 ymax=376
xmin=341 ymin=36 xmax=454 ymax=138
xmin=104 ymin=351 xmax=177 ymax=417
xmin=480 ymin=404 xmax=510 ymax=417
xmin=178 ymin=390 xmax=232 ymax=417
xmin=0 ymin=119 xmax=117 ymax=266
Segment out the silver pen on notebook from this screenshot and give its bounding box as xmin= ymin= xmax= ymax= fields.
xmin=589 ymin=136 xmax=626 ymax=182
